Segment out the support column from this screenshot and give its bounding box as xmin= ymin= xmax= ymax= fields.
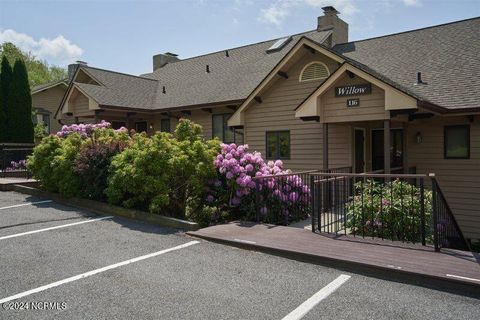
xmin=384 ymin=119 xmax=391 ymax=174
xmin=402 ymin=122 xmax=408 ymax=173
xmin=323 ymin=123 xmax=329 ymax=171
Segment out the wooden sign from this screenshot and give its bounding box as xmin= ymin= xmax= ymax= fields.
xmin=347 ymin=98 xmax=360 ymax=107
xmin=335 ymin=84 xmax=371 ymax=97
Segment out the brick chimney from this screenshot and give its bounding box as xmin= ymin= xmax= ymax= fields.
xmin=153 ymin=52 xmax=180 ymax=71
xmin=317 ymin=6 xmax=348 ymax=46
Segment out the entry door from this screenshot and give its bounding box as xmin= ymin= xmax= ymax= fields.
xmin=371 ymin=129 xmax=403 ymax=171
xmin=354 ymin=129 xmax=365 ymax=173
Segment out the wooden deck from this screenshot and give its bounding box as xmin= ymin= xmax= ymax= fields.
xmin=188 ymin=221 xmax=480 ymax=291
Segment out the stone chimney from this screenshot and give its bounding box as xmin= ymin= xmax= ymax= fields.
xmin=68 ymin=60 xmax=87 ymax=81
xmin=317 ymin=6 xmax=348 ymax=46
xmin=153 ymin=52 xmax=180 ymax=71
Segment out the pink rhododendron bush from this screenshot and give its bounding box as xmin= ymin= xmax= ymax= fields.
xmin=206 ymin=143 xmax=311 ymax=224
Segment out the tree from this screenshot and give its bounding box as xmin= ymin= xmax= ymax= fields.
xmin=0 ymin=56 xmax=12 ymax=142
xmin=7 ymin=59 xmax=33 ymax=143
xmin=0 ymin=42 xmax=67 ymax=87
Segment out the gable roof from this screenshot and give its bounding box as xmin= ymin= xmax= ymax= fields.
xmin=141 ymin=29 xmax=332 ymax=110
xmin=333 ymin=17 xmax=480 ymax=110
xmin=31 ymin=79 xmax=68 ymax=94
xmin=57 ymin=17 xmax=480 ymax=117
xmin=73 ymin=66 xmax=158 ymax=110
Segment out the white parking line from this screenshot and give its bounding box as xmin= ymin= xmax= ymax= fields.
xmin=281 ymin=274 xmax=351 ymax=320
xmin=0 ymin=216 xmax=113 ymax=240
xmin=0 ymin=240 xmax=200 ymax=304
xmin=0 ymin=200 xmax=53 ymax=211
xmin=446 ymin=274 xmax=480 ymax=283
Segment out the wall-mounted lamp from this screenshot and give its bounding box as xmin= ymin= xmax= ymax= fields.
xmin=416 ymin=132 xmax=422 ymax=144
xmin=149 ymin=123 xmax=154 ymax=130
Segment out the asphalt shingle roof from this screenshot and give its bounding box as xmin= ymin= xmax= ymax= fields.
xmin=141 ymin=30 xmax=331 ymax=110
xmin=69 ymin=17 xmax=480 ymax=112
xmin=333 ymin=17 xmax=480 ymax=110
xmin=76 ymin=67 xmax=158 ymax=110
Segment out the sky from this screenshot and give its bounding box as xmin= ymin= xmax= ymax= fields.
xmin=0 ymin=0 xmax=479 ymax=76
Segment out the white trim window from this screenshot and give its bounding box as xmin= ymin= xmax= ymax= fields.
xmin=299 ymin=61 xmax=330 ymax=82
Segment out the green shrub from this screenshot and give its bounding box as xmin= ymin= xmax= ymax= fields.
xmin=346 ymin=179 xmax=432 ymax=242
xmin=27 ymin=134 xmax=63 ymax=192
xmin=51 ymin=133 xmax=84 ymax=197
xmin=106 ymin=119 xmax=219 ymax=220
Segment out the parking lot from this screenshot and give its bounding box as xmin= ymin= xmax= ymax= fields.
xmin=0 ymin=191 xmax=479 ymax=320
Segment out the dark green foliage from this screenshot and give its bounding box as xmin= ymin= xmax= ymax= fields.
xmin=74 ymin=142 xmax=124 ymax=200
xmin=0 ymin=56 xmax=12 ymax=142
xmin=7 ymin=59 xmax=33 ymax=143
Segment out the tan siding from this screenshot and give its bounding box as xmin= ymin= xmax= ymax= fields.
xmin=244 ymin=52 xmax=351 ymax=171
xmin=408 ymin=116 xmax=480 ymax=239
xmin=70 ymin=93 xmax=92 ymax=117
xmin=322 ymin=74 xmax=387 ymax=123
xmin=31 ymin=85 xmax=66 ymax=133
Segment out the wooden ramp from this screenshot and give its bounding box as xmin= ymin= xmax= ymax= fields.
xmin=188 ymin=221 xmax=480 ymax=294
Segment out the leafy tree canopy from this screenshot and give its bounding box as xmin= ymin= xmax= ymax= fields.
xmin=0 ymin=42 xmax=67 ymax=87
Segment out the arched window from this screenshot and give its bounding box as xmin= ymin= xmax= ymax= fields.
xmin=299 ymin=62 xmax=330 ymax=82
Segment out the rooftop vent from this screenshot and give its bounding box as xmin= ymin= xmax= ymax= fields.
xmin=414 ymin=72 xmax=427 ymax=85
xmin=266 ymin=36 xmax=292 ymax=53
xmin=206 ymin=65 xmax=210 ymax=73
xmin=225 ymin=50 xmax=229 ymax=57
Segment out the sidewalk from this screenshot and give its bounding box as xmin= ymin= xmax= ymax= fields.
xmin=0 ymin=178 xmax=38 ymax=191
xmin=187 ymin=221 xmax=480 ymax=294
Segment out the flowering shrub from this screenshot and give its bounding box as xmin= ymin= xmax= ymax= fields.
xmin=27 ymin=121 xmax=130 ymax=197
xmin=345 ymin=179 xmax=432 ymax=242
xmin=56 ymin=120 xmax=127 ymax=138
xmin=206 ymin=143 xmax=310 ymax=224
xmin=6 ymin=160 xmax=27 ymax=171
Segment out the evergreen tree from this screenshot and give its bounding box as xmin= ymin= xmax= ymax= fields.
xmin=7 ymin=59 xmax=33 ymax=143
xmin=0 ymin=56 xmax=12 ymax=142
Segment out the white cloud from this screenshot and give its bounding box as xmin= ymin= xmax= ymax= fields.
xmin=403 ymin=0 xmax=421 ymax=6
xmin=259 ymin=0 xmax=358 ymax=26
xmin=0 ymin=29 xmax=83 ymax=66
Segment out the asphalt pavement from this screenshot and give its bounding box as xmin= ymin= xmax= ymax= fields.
xmin=0 ymin=191 xmax=478 ymax=320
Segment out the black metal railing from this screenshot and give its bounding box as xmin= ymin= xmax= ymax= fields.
xmin=0 ymin=143 xmax=34 ymax=179
xmin=253 ymin=171 xmax=315 ymax=225
xmin=431 ymin=176 xmax=470 ymax=251
xmin=311 ymin=172 xmax=430 ymax=245
xmin=309 ymin=171 xmax=469 ymax=251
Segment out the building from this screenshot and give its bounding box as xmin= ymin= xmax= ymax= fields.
xmin=31 ymin=79 xmax=68 ymax=134
xmin=54 ymin=7 xmax=480 ymax=240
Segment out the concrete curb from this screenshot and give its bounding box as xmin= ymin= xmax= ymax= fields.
xmin=11 ymin=185 xmax=200 ymax=231
xmin=187 ymin=231 xmax=480 ymax=298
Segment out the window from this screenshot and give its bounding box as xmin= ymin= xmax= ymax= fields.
xmin=266 ymin=131 xmax=290 ymax=160
xmin=32 ymin=112 xmax=50 ymax=134
xmin=160 ymin=118 xmax=171 ymax=132
xmin=444 ymin=125 xmax=470 ymax=159
xmin=299 ymin=62 xmax=329 ymax=82
xmin=135 ymin=121 xmax=148 ymax=133
xmin=212 ymin=114 xmax=235 ymax=143
xmin=42 ymin=114 xmax=50 ymax=134
xmin=111 ymin=121 xmax=126 ymax=130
